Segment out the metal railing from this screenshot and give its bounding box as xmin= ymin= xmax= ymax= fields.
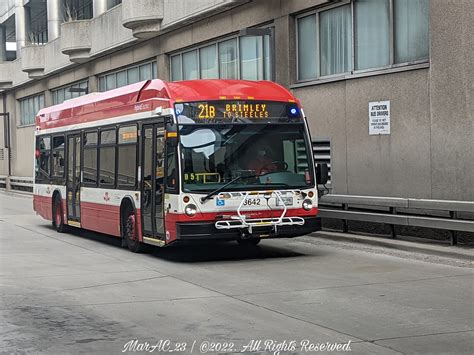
xmin=0 ymin=176 xmax=34 ymax=193
xmin=318 ymin=194 xmax=474 ymax=245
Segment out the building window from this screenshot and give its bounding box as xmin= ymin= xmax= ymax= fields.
xmin=52 ymin=80 xmax=89 ymax=105
xmin=98 ymin=61 xmax=157 ymax=92
xmin=219 ymin=38 xmax=238 ymax=79
xmin=107 ymin=0 xmax=122 ymax=10
xmin=64 ymin=0 xmax=93 ymax=20
xmin=355 ymin=0 xmax=390 ymax=70
xmin=19 ymin=94 xmax=45 ymax=126
xmin=27 ymin=2 xmax=48 ymax=45
xmin=170 ymin=32 xmax=272 ymax=81
xmin=394 ymin=0 xmax=429 ymax=63
xmin=182 ymin=50 xmax=198 ymax=80
xmin=200 ymin=44 xmax=218 ymax=79
xmin=296 ymin=0 xmax=429 ymax=81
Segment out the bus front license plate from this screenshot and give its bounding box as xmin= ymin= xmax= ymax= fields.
xmin=276 ymin=197 xmax=293 ymax=206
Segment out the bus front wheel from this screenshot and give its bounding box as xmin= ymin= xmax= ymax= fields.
xmin=123 ymin=208 xmax=143 ymax=253
xmin=53 ymin=195 xmax=67 ymax=233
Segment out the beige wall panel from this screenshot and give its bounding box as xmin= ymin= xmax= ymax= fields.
xmin=43 ymin=38 xmax=70 ymax=74
xmin=294 ymin=81 xmax=348 ymax=194
xmin=11 ymin=126 xmax=34 ymax=177
xmin=344 ymin=70 xmax=431 ymax=198
xmin=429 ymin=0 xmax=474 ymax=201
xmin=281 ymin=0 xmax=329 ymax=14
xmin=109 ymin=50 xmax=135 ymax=72
xmin=132 ymin=41 xmax=158 ymax=65
xmin=159 ymin=27 xmax=194 ymax=55
xmin=90 ymin=6 xmax=134 ymax=57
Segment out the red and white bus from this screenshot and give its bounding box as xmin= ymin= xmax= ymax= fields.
xmin=33 ymin=79 xmax=328 ymax=252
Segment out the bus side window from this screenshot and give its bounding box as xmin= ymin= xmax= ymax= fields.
xmin=165 ymin=142 xmax=178 ymax=193
xmin=52 ymin=136 xmax=65 ymax=177
xmin=117 ymin=125 xmax=138 ymax=188
xmin=99 ymin=129 xmax=117 ymax=187
xmin=36 ymin=136 xmax=51 ymax=181
xmin=83 ymin=131 xmax=98 ymax=186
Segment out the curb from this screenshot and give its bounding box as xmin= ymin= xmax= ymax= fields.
xmin=310 ymin=231 xmax=474 ymax=261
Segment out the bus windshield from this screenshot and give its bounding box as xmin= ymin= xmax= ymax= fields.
xmin=179 ymin=124 xmax=314 ymax=192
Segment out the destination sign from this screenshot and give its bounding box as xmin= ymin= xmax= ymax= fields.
xmin=174 ymin=101 xmax=302 ymax=123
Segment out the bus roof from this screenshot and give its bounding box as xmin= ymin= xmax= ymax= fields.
xmin=36 ymin=79 xmax=300 ymax=130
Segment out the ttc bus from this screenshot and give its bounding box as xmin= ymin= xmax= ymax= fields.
xmin=33 ymin=79 xmax=328 ymax=252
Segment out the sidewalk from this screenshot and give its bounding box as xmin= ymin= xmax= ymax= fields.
xmin=312 ymin=230 xmax=474 ymax=261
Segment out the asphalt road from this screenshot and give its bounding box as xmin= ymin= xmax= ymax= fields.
xmin=1 ymin=191 xmax=473 ymax=355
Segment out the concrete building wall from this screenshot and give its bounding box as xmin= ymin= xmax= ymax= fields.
xmin=0 ymin=0 xmax=472 ymax=202
xmin=295 ymin=69 xmax=431 ymax=197
xmin=429 ymin=0 xmax=474 ymax=201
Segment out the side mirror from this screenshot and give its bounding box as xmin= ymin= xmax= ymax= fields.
xmin=165 ymin=121 xmax=178 ymax=148
xmin=316 ymin=163 xmax=329 ymax=185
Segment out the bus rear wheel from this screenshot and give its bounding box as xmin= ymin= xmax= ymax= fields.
xmin=123 ymin=209 xmax=143 ymax=253
xmin=53 ymin=195 xmax=67 ymax=233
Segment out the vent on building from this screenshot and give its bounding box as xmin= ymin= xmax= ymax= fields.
xmin=0 ymin=148 xmax=4 ymax=161
xmin=312 ymin=139 xmax=331 ymax=185
xmin=295 ymin=140 xmax=309 ymax=174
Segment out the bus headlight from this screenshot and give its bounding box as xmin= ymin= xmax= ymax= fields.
xmin=184 ymin=204 xmax=197 ymax=217
xmin=302 ymin=199 xmax=313 ymax=211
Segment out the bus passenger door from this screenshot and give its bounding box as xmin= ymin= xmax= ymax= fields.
xmin=66 ymin=134 xmax=81 ymax=224
xmin=141 ymin=123 xmax=165 ymax=239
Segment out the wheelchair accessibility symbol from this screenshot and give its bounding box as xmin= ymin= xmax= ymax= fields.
xmin=216 ymin=198 xmax=225 ymax=207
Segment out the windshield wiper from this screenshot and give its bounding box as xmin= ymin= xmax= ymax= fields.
xmin=200 ymin=174 xmax=259 ymax=203
xmin=257 ymin=182 xmax=292 ymax=188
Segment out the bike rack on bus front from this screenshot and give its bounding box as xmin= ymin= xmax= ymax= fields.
xmin=214 ymin=190 xmax=305 ymax=235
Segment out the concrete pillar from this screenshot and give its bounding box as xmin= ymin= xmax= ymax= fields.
xmin=156 ymin=53 xmax=169 ymax=81
xmin=15 ymin=0 xmax=31 ymax=57
xmin=88 ymin=75 xmax=98 ymax=93
xmin=93 ymin=0 xmax=108 ymax=17
xmin=274 ymin=15 xmax=291 ymax=87
xmin=47 ymin=0 xmax=62 ymax=41
xmin=0 ymin=26 xmax=7 ymax=62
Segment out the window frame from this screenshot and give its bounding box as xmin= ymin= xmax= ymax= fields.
xmin=97 ymin=60 xmax=158 ymax=92
xmin=107 ymin=0 xmax=122 ymax=10
xmin=169 ymin=28 xmax=274 ymax=82
xmin=52 ymin=80 xmax=89 ymax=105
xmin=19 ymin=94 xmax=45 ymax=127
xmin=294 ymin=0 xmax=430 ymax=85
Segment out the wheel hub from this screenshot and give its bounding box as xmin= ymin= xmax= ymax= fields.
xmin=126 ymin=214 xmax=136 ymax=241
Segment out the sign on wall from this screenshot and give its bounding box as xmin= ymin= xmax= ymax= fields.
xmin=369 ymin=101 xmax=390 ymax=135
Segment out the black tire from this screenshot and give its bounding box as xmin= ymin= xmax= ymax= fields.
xmin=53 ymin=195 xmax=67 ymax=233
xmin=237 ymin=237 xmax=261 ymax=246
xmin=122 ymin=207 xmax=144 ymax=253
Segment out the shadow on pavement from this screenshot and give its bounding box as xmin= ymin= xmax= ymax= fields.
xmin=40 ymin=224 xmax=310 ymax=263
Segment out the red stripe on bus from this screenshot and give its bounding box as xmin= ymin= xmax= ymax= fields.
xmin=164 ymin=207 xmax=318 ymax=243
xmin=33 ymin=194 xmax=53 ymax=220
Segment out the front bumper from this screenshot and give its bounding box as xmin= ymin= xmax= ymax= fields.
xmin=175 ymin=217 xmax=321 ymax=242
